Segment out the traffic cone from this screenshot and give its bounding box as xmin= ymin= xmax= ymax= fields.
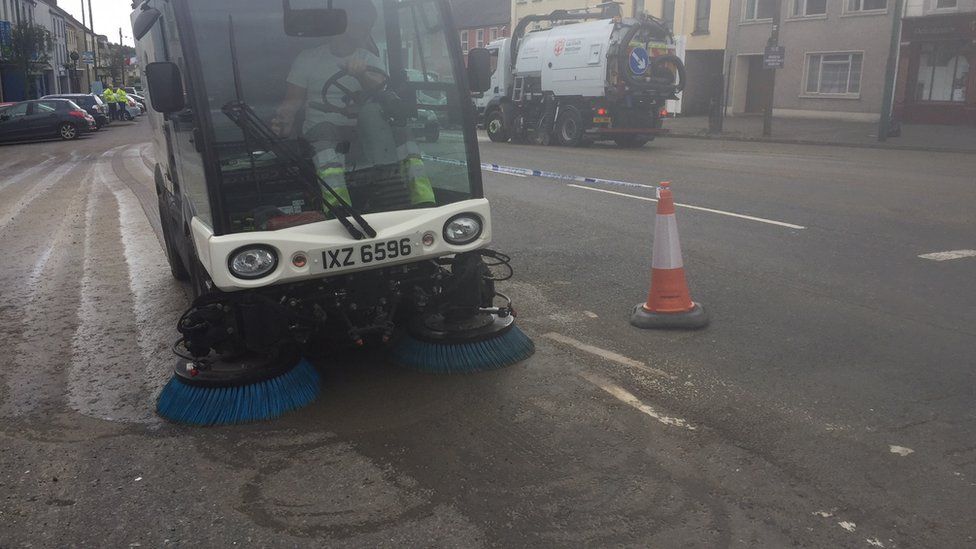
xmin=630 ymin=182 xmax=709 ymax=330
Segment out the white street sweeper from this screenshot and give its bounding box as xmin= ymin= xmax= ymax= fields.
xmin=475 ymin=3 xmax=685 ymax=148
xmin=131 ymin=0 xmax=533 ymax=425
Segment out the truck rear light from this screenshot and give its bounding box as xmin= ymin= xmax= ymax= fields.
xmin=596 ymin=107 xmax=607 ymax=116
xmin=659 ymin=108 xmax=669 ymax=118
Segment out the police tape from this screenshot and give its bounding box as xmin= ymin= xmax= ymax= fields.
xmin=420 ymin=154 xmax=658 ymax=192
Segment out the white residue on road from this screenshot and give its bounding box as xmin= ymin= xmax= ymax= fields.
xmin=839 ymin=521 xmax=857 ymax=532
xmin=889 ymin=445 xmax=914 ymax=457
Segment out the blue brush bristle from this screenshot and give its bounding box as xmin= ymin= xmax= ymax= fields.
xmin=156 ymin=359 xmax=321 ymax=426
xmin=392 ymin=325 xmax=535 ymax=374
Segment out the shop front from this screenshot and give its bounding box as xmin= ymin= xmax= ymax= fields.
xmin=894 ymin=13 xmax=975 ymax=125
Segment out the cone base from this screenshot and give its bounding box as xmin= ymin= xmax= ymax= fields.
xmin=630 ymin=302 xmax=709 ymax=330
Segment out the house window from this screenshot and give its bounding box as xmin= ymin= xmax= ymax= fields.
xmin=915 ymin=42 xmax=969 ymax=102
xmin=476 ymin=28 xmax=484 ymax=48
xmin=460 ymin=30 xmax=468 ymax=53
xmin=743 ymin=0 xmax=776 ymax=20
xmin=935 ymin=0 xmax=956 ymax=8
xmin=662 ymin=0 xmax=676 ymax=29
xmin=793 ymin=0 xmax=827 ymax=16
xmin=490 ymin=27 xmax=498 ymax=41
xmin=846 ymin=0 xmax=886 ymax=11
xmin=695 ymin=0 xmax=711 ymax=32
xmin=805 ymin=52 xmax=863 ymax=95
xmin=634 ymin=0 xmax=645 ymax=15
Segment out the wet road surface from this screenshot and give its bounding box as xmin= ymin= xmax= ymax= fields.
xmin=1 ymin=123 xmax=974 ymax=547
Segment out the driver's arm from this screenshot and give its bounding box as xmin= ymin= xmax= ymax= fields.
xmin=344 ymin=55 xmax=386 ymax=92
xmin=272 ymin=83 xmax=306 ymax=137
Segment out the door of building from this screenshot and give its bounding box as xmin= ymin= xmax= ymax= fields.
xmin=744 ymin=55 xmax=773 ymax=114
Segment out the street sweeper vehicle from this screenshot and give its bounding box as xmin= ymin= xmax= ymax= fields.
xmin=475 ymin=3 xmax=684 ymax=148
xmin=131 ymin=0 xmax=534 ymax=425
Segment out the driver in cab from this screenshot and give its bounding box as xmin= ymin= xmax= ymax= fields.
xmin=272 ymin=0 xmax=434 ymax=214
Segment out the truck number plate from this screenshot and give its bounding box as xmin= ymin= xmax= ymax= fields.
xmin=321 ymin=237 xmax=414 ymax=271
xmin=592 ymin=116 xmax=611 ymax=124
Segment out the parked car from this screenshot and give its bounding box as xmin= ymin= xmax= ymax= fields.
xmin=129 ymin=93 xmax=147 ymax=110
xmin=42 ymin=93 xmax=110 ymax=128
xmin=118 ymin=97 xmax=141 ymax=121
xmin=0 ymin=99 xmax=96 ymax=143
xmin=124 ymin=86 xmax=143 ymax=96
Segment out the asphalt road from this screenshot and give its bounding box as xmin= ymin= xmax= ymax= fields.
xmin=1 ymin=123 xmax=974 ymax=547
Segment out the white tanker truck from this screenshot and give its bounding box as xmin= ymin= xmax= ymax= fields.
xmin=475 ymin=4 xmax=684 ymax=148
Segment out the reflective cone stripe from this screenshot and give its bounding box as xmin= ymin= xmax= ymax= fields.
xmin=643 ymin=182 xmax=695 ymax=314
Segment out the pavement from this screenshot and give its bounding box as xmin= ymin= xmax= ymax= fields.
xmin=664 ymin=114 xmax=976 ymax=153
xmin=1 ymin=123 xmax=975 ymax=547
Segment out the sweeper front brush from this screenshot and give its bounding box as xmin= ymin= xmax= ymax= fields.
xmin=392 ymin=313 xmax=535 ymax=374
xmin=156 ymin=356 xmax=320 ymax=426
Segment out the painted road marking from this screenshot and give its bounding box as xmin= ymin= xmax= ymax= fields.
xmin=580 ymin=371 xmax=696 ymax=430
xmin=918 ymin=250 xmax=976 ymax=261
xmin=544 ymin=332 xmax=674 ymax=379
xmin=567 ymin=184 xmax=807 ymax=230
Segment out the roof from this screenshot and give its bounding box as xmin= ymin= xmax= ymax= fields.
xmin=449 ymin=0 xmax=510 ymax=29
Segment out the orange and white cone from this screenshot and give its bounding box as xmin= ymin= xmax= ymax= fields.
xmin=630 ymin=182 xmax=709 ymax=330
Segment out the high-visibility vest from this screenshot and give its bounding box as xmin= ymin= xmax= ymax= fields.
xmin=102 ymin=89 xmax=116 ymax=103
xmin=116 ymin=89 xmax=128 ymax=104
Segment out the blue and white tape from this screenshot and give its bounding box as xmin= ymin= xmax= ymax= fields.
xmin=421 ymin=154 xmax=658 ymax=192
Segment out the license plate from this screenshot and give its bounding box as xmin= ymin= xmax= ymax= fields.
xmin=320 ymin=237 xmax=416 ymax=271
xmin=592 ymin=116 xmax=611 ymax=124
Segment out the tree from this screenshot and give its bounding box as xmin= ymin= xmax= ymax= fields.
xmin=107 ymin=44 xmax=136 ymax=85
xmin=10 ymin=22 xmax=53 ymax=99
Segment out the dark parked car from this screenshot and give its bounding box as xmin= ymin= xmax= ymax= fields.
xmin=42 ymin=93 xmax=110 ymax=128
xmin=0 ymin=99 xmax=97 ymax=143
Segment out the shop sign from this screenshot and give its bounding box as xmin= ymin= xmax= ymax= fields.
xmin=902 ymin=13 xmax=976 ymax=41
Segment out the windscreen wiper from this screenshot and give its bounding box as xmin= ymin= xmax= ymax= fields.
xmin=222 ymin=14 xmax=374 ymax=240
xmin=222 ymin=100 xmax=377 ymax=240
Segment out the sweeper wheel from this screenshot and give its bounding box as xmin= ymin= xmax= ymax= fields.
xmin=157 ymin=348 xmax=321 ymax=426
xmin=391 ymin=312 xmax=535 ymax=374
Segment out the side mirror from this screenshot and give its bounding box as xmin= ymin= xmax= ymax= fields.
xmin=283 ymin=0 xmax=347 ymax=37
xmin=145 ymin=62 xmax=186 ymax=113
xmin=132 ymin=7 xmax=162 ymax=40
xmin=467 ymin=48 xmax=492 ymax=93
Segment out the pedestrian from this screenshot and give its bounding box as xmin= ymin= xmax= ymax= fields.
xmin=115 ymin=86 xmax=129 ymax=121
xmin=102 ymin=85 xmax=117 ymax=121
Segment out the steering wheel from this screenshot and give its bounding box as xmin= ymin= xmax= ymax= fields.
xmin=311 ymin=66 xmax=389 ymax=117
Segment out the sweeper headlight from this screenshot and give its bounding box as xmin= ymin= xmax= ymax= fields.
xmin=443 ymin=214 xmax=483 ymax=245
xmin=229 ymin=245 xmax=278 ymax=279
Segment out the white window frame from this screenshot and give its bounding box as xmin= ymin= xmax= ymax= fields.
xmin=790 ymin=0 xmax=828 ymax=17
xmin=460 ymin=30 xmax=468 ymax=53
xmin=844 ymin=0 xmax=888 ymax=14
xmin=476 ymin=28 xmax=484 ymax=48
xmin=742 ymin=0 xmax=774 ymax=22
xmin=802 ymin=51 xmax=864 ymax=97
xmin=490 ymin=27 xmax=498 ymax=41
xmin=933 ymin=0 xmax=957 ymax=10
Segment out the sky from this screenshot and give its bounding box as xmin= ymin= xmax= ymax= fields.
xmin=60 ymin=0 xmax=137 ymax=47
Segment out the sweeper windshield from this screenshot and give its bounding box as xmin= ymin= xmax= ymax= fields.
xmin=185 ymin=0 xmax=475 ymax=234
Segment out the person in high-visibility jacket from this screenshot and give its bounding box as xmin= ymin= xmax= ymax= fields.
xmin=102 ymin=86 xmax=117 ymax=121
xmin=115 ymin=87 xmax=129 ymax=120
xmin=271 ymin=0 xmax=434 ymax=214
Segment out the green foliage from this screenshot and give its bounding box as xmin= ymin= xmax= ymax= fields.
xmin=10 ymin=22 xmax=54 ymax=98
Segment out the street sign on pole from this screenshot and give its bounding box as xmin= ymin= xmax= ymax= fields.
xmin=763 ymin=45 xmax=785 ymax=69
xmin=81 ymin=51 xmax=95 ymax=65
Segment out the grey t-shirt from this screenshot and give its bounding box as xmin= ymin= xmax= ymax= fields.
xmin=286 ymin=44 xmax=385 ymax=135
